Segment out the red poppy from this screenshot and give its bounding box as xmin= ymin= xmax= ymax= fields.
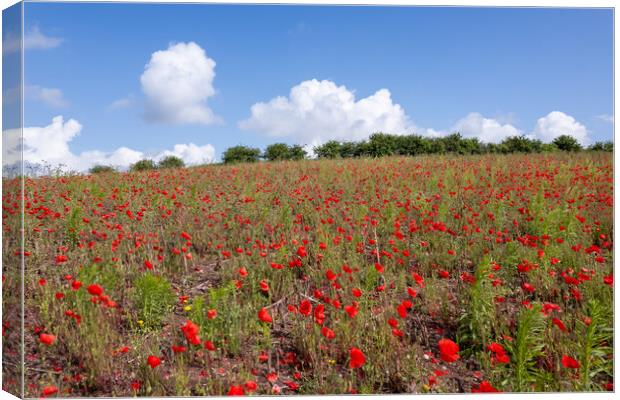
xmin=39 ymin=333 xmax=56 ymax=346
xmin=296 ymin=246 xmax=307 ymax=258
xmin=41 ymin=386 xmax=59 ymax=397
xmin=349 ymin=347 xmax=366 ymax=369
xmin=299 ymin=299 xmax=312 ymax=316
xmin=324 ymin=269 xmax=336 ymax=281
xmin=258 ymin=307 xmax=273 ymax=323
xmin=87 ymin=284 xmax=103 ymax=296
xmin=472 ymin=381 xmax=500 ymax=392
xmin=172 ymin=345 xmax=187 ymax=353
xmin=181 ymin=231 xmax=192 ymax=241
xmin=147 ymin=355 xmax=161 ymax=368
xmin=522 ymin=282 xmax=535 ymax=293
xmin=204 ymin=340 xmax=216 ymax=351
xmin=266 ymin=372 xmax=278 ymax=383
xmin=321 ymin=326 xmax=335 ymax=339
xmin=181 ymin=320 xmax=201 ymax=345
xmin=244 ymin=381 xmax=257 ymax=392
xmin=561 ymin=355 xmax=580 ymax=369
xmin=344 ymin=304 xmax=358 ymax=318
xmin=207 ymin=309 xmax=217 ymax=319
xmin=227 ymin=385 xmax=245 ymax=396
xmin=351 ymin=288 xmax=362 ymax=297
xmin=313 ymin=304 xmax=325 ymax=325
xmin=438 ymin=338 xmax=460 ymax=363
xmin=552 ymin=317 xmax=567 ymax=332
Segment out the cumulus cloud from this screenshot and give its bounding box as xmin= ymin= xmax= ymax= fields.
xmin=531 ymin=111 xmax=590 ymax=145
xmin=238 ymin=79 xmax=594 ymax=147
xmin=239 ymin=79 xmax=414 ymax=144
xmin=141 ymin=42 xmax=220 ymax=125
xmin=452 ymin=112 xmax=522 ymax=143
xmin=155 ymin=143 xmax=216 ymax=165
xmin=3 ymin=26 xmax=63 ymax=53
xmin=2 ymin=116 xmax=216 ymax=175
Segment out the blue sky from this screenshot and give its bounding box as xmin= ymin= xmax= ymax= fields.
xmin=10 ymin=3 xmax=615 ymax=170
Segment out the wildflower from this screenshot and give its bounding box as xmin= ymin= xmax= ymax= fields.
xmin=147 ymin=355 xmax=161 ymax=369
xmin=244 ymin=381 xmax=257 ymax=392
xmin=227 ymin=385 xmax=245 ymax=396
xmin=41 ymin=386 xmax=59 ymax=397
xmin=204 ymin=340 xmax=216 ymax=351
xmin=438 ymin=338 xmax=460 ymax=363
xmin=472 ymin=381 xmax=500 ymax=392
xmin=321 ymin=326 xmax=335 ymax=340
xmin=87 ymin=284 xmax=103 ymax=296
xmin=39 ymin=333 xmax=56 ymax=346
xmin=561 ymin=355 xmax=580 ymax=369
xmin=552 ymin=317 xmax=567 ymax=332
xmin=349 ymin=347 xmax=366 ymax=369
xmin=258 ymin=307 xmax=273 ymax=323
xmin=181 ymin=320 xmax=201 ymax=345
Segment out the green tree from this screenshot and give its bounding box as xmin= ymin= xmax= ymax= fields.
xmin=501 ymin=136 xmax=542 ymax=153
xmin=288 ymin=144 xmax=307 ymax=160
xmin=367 ymin=133 xmax=399 ymax=157
xmin=589 ymin=141 xmax=613 ymax=152
xmin=552 ymin=135 xmax=582 ymax=152
xmin=222 ymin=145 xmax=261 ymax=164
xmin=264 ymin=143 xmax=291 ymax=161
xmin=89 ymin=165 xmax=116 ymax=174
xmin=157 ymin=155 xmax=185 ymax=169
xmin=130 ymin=159 xmax=157 ymax=172
xmin=314 ymin=140 xmax=342 ymax=159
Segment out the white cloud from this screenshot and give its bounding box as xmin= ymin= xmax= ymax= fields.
xmin=140 ymin=42 xmax=220 ymax=125
xmin=531 ymin=111 xmax=590 ymax=145
xmin=452 ymin=112 xmax=522 ymax=143
xmin=108 ymin=95 xmax=135 ymax=110
xmin=155 ymin=143 xmax=216 ymax=165
xmin=3 ymin=26 xmax=63 ymax=53
xmin=24 ymin=26 xmax=63 ymax=50
xmin=595 ymin=114 xmax=614 ymax=123
xmin=25 ymin=85 xmax=68 ymax=107
xmin=4 ymin=85 xmax=67 ymax=108
xmin=239 ymin=79 xmax=413 ymax=144
xmin=2 ymin=116 xmax=216 ymax=175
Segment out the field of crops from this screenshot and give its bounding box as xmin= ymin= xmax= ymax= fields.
xmin=1 ymin=152 xmax=614 ymax=396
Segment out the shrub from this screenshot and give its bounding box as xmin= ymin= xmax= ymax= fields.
xmin=133 ymin=274 xmax=175 ymax=330
xmin=314 ymin=140 xmax=342 ymax=159
xmin=89 ymin=165 xmax=116 ymax=174
xmin=500 ymin=136 xmax=543 ymax=153
xmin=552 ymin=135 xmax=582 ymax=152
xmin=263 ymin=143 xmax=290 ymax=161
xmin=288 ymin=144 xmax=307 ymax=160
xmin=222 ymin=145 xmax=261 ymax=164
xmin=130 ymin=159 xmax=157 ymax=172
xmin=158 ymin=155 xmax=185 ymax=169
xmin=589 ymin=141 xmax=613 ymax=152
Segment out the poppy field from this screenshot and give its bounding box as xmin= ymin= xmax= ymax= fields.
xmin=1 ymin=152 xmax=614 ymax=396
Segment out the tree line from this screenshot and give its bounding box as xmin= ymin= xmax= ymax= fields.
xmin=90 ymin=133 xmax=613 ymax=173
xmin=220 ymin=133 xmax=611 ymax=164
